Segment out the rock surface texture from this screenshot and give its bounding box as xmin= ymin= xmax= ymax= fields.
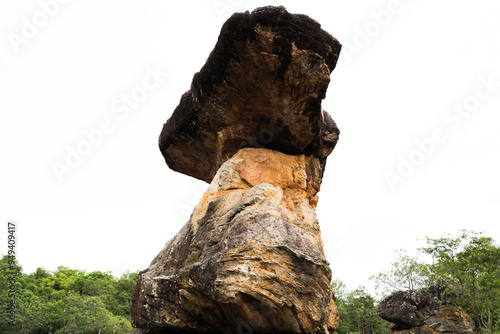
xmin=378 ymin=283 xmax=475 ymax=334
xmin=131 ymin=149 xmax=338 ymax=333
xmin=159 ymin=6 xmax=341 ymax=183
xmin=131 ymin=5 xmax=342 ymax=334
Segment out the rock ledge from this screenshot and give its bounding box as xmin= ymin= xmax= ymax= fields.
xmin=159 ymin=6 xmax=341 ymax=183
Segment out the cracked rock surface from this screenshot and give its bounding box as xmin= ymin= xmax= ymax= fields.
xmin=131 ymin=148 xmax=339 ymax=333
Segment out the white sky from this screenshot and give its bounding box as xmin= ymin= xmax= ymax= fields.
xmin=1 ymin=0 xmax=499 ymax=295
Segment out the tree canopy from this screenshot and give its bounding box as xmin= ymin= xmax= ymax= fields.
xmin=420 ymin=230 xmax=500 ymax=334
xmin=0 ymin=256 xmax=138 ymax=334
xmin=2 ymin=229 xmax=498 ymax=334
xmin=370 ymin=230 xmax=500 ymax=334
xmin=332 ymin=279 xmax=390 ymax=334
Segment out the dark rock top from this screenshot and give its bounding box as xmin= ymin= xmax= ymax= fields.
xmin=378 ymin=282 xmax=475 ymax=334
xmin=378 ymin=290 xmax=440 ymax=328
xmin=159 ymin=6 xmax=342 ymax=182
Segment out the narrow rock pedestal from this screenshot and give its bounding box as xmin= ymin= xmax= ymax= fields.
xmin=131 ymin=148 xmax=338 ymax=333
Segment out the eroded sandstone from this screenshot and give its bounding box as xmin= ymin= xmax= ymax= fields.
xmin=133 ymin=5 xmax=343 ymax=333
xmin=131 ymin=148 xmax=338 ymax=333
xmin=159 ymin=6 xmax=341 ymax=183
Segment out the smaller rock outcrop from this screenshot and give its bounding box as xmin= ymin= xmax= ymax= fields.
xmin=378 ymin=283 xmax=475 ymax=334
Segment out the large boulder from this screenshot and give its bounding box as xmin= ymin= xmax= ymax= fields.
xmin=131 ymin=148 xmax=338 ymax=333
xmin=378 ymin=283 xmax=475 ymax=334
xmin=377 ymin=290 xmax=439 ymax=328
xmin=159 ymin=6 xmax=341 ymax=183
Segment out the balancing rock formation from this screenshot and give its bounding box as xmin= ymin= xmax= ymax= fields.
xmin=131 ymin=6 xmax=342 ymax=334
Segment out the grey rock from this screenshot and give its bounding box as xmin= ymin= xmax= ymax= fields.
xmin=379 ymin=283 xmax=476 ymax=334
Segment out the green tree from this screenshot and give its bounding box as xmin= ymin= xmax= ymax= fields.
xmin=370 ymin=249 xmax=431 ymax=298
xmin=333 ymin=280 xmax=390 ymax=334
xmin=0 ymin=256 xmax=138 ymax=334
xmin=112 ymin=271 xmax=140 ymax=319
xmin=420 ymin=230 xmax=500 ymax=334
xmin=54 ymin=292 xmax=130 ymax=334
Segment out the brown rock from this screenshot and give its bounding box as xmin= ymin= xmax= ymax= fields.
xmin=388 ymin=306 xmax=476 ymax=334
xmin=379 ymin=283 xmax=476 ymax=334
xmin=159 ymin=6 xmax=341 ymax=183
xmin=131 ymin=148 xmax=338 ymax=333
xmin=377 ymin=290 xmax=435 ymax=328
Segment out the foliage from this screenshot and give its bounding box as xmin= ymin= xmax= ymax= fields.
xmin=332 ymin=281 xmax=390 ymax=334
xmin=370 ymin=249 xmax=432 ymax=298
xmin=0 ymin=256 xmax=138 ymax=334
xmin=420 ymin=230 xmax=500 ymax=334
xmin=370 ymin=230 xmax=500 ymax=334
xmin=2 ymin=229 xmax=498 ymax=334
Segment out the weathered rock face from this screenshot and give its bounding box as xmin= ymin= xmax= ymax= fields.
xmin=133 ymin=5 xmax=343 ymax=333
xmin=159 ymin=6 xmax=341 ymax=183
xmin=131 ymin=148 xmax=339 ymax=333
xmin=378 ymin=290 xmax=439 ymax=328
xmin=378 ymin=284 xmax=475 ymax=334
xmin=385 ymin=306 xmax=476 ymax=334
